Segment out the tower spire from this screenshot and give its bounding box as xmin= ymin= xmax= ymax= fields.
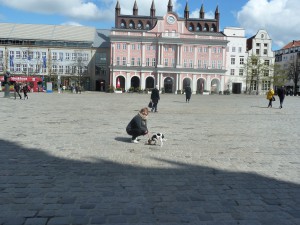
xmin=184 ymin=1 xmax=189 ymax=19
xmin=167 ymin=0 xmax=173 ymax=12
xmin=150 ymin=0 xmax=156 ymax=17
xmin=200 ymin=4 xmax=204 ymax=19
xmin=133 ymin=0 xmax=138 ymax=16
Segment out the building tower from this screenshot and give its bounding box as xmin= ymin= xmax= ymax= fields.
xmin=133 ymin=0 xmax=138 ymax=16
xmin=167 ymin=0 xmax=173 ymax=12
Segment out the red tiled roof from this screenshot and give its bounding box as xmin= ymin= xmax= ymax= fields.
xmin=282 ymin=40 xmax=300 ymax=49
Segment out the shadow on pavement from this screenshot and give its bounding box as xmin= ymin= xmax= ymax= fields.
xmin=0 ymin=139 xmax=299 ymax=225
xmin=115 ymin=136 xmax=131 ymax=143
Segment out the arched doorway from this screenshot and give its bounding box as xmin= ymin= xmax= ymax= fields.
xmin=145 ymin=76 xmax=155 ymax=89
xmin=197 ymin=78 xmax=205 ymax=94
xmin=131 ymin=76 xmax=140 ymax=91
xmin=116 ymin=76 xmax=125 ymax=90
xmin=182 ymin=78 xmax=192 ymax=91
xmin=164 ymin=77 xmax=173 ymax=93
xmin=211 ymin=79 xmax=220 ymax=94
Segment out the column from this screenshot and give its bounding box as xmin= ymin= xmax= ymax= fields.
xmin=158 ymin=44 xmax=161 ymax=66
xmin=127 ymin=42 xmax=131 ymax=66
xmin=176 ymin=45 xmax=180 ymax=66
xmin=207 ymin=75 xmax=211 ymax=91
xmin=194 ymin=45 xmax=197 ymax=69
xmin=113 ymin=73 xmax=116 ymax=88
xmin=192 ymin=74 xmax=197 ymax=94
xmin=208 ymin=46 xmax=211 ymax=69
xmin=142 ymin=44 xmax=145 ymax=67
xmin=179 ymin=74 xmax=182 ymax=91
xmin=126 ymin=72 xmax=131 ymax=90
xmin=176 ymin=73 xmax=179 ymax=94
xmin=179 ymin=45 xmax=183 ymax=67
xmin=222 ymin=46 xmax=226 ymax=69
xmin=141 ymin=72 xmax=145 ymax=90
xmin=160 ymin=44 xmax=164 ymax=67
xmin=220 ymin=75 xmax=225 ymax=92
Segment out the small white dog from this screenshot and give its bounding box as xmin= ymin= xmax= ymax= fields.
xmin=147 ymin=133 xmax=166 ymax=147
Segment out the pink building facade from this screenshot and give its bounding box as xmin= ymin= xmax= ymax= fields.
xmin=110 ymin=0 xmax=228 ymax=94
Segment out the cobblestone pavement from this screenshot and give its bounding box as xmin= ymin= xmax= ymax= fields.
xmin=0 ymin=92 xmax=299 ymax=225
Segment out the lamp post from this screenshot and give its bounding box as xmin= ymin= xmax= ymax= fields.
xmin=4 ymin=70 xmax=11 ymax=98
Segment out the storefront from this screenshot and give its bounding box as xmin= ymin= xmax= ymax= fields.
xmin=0 ymin=76 xmax=44 ymax=92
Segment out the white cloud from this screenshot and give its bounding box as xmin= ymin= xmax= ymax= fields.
xmin=190 ymin=9 xmax=214 ymax=19
xmin=237 ymin=0 xmax=300 ymax=49
xmin=0 ymin=0 xmax=111 ymax=21
xmin=61 ymin=21 xmax=83 ymax=26
xmin=0 ymin=0 xmax=183 ymax=22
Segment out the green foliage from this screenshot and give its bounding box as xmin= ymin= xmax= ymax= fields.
xmin=107 ymin=85 xmax=115 ymax=93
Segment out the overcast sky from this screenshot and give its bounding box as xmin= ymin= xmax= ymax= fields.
xmin=0 ymin=0 xmax=299 ymax=50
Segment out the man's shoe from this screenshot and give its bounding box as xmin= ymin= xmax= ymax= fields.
xmin=131 ymin=139 xmax=139 ymax=143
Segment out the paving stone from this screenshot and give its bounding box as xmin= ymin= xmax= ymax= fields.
xmin=0 ymin=92 xmax=299 ymax=225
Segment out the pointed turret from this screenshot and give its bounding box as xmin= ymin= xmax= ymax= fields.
xmin=200 ymin=4 xmax=204 ymax=19
xmin=150 ymin=0 xmax=156 ymax=17
xmin=215 ymin=5 xmax=220 ymax=20
xmin=167 ymin=0 xmax=173 ymax=12
xmin=115 ymin=0 xmax=120 ymax=28
xmin=115 ymin=0 xmax=120 ymax=16
xmin=184 ymin=1 xmax=189 ymax=19
xmin=133 ymin=0 xmax=138 ymax=16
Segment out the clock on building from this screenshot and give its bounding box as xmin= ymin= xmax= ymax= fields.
xmin=167 ymin=15 xmax=176 ymax=24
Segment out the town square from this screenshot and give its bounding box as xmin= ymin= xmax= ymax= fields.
xmin=1 ymin=0 xmax=300 ymax=224
xmin=0 ymin=92 xmax=299 ymax=224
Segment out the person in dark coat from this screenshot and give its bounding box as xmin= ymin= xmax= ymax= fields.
xmin=185 ymin=85 xmax=192 ymax=103
xmin=277 ymin=86 xmax=286 ymax=109
xmin=126 ymin=107 xmax=149 ymax=143
xmin=151 ymin=85 xmax=160 ymax=112
xmin=14 ymin=82 xmax=22 ymax=100
xmin=22 ymin=83 xmax=29 ymax=100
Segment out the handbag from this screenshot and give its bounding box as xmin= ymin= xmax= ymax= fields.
xmin=148 ymin=101 xmax=153 ymax=108
xmin=272 ymin=96 xmax=276 ymax=101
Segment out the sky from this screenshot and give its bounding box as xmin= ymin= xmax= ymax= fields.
xmin=0 ymin=0 xmax=299 ymax=50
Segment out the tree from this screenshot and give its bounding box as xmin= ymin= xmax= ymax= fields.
xmin=71 ymin=51 xmax=89 ymax=90
xmin=244 ymin=55 xmax=273 ymax=95
xmin=287 ymin=52 xmax=300 ymax=95
xmin=272 ymin=64 xmax=288 ymax=88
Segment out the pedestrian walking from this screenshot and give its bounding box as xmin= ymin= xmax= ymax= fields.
xmin=185 ymin=85 xmax=192 ymax=103
xmin=151 ymin=85 xmax=160 ymax=112
xmin=277 ymin=86 xmax=286 ymax=109
xmin=14 ymin=82 xmax=22 ymax=100
xmin=126 ymin=107 xmax=149 ymax=143
xmin=23 ymin=83 xmax=29 ymax=100
xmin=266 ymin=88 xmax=275 ymax=108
